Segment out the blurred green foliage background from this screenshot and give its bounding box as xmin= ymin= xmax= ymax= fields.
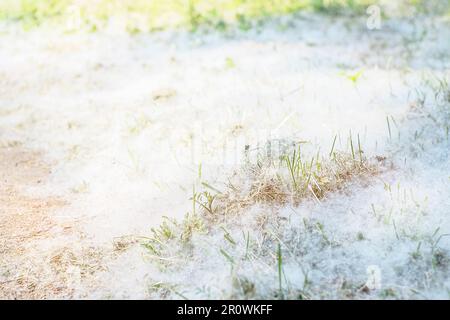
xmin=0 ymin=0 xmax=448 ymax=32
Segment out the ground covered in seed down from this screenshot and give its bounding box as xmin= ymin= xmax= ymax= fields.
xmin=0 ymin=12 xmax=449 ymax=299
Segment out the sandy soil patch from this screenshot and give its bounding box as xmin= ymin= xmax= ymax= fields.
xmin=0 ymin=148 xmax=95 ymax=298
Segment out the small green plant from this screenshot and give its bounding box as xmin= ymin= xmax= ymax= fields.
xmin=233 ymin=277 xmax=256 ymax=298
xmin=277 ymin=243 xmax=284 ymax=299
xmin=128 ymin=114 xmax=151 ymax=135
xmin=386 ymin=116 xmax=392 ymax=141
xmin=432 ymin=250 xmax=448 ymax=269
xmin=149 ymin=282 xmax=189 ymax=299
xmin=392 ymin=219 xmax=400 ymax=240
xmin=142 ymin=213 xmax=206 ymax=257
xmin=220 ymin=248 xmax=234 ymax=265
xmin=349 ymin=131 xmax=355 ymax=160
xmin=194 ymin=190 xmax=217 ymax=215
xmin=356 ymin=232 xmax=365 ymax=241
xmin=316 ymin=222 xmax=331 ymax=245
xmin=357 ymin=134 xmax=363 ymax=164
xmin=411 ymin=241 xmax=422 ymax=260
xmin=180 ymin=212 xmax=207 ymax=242
xmin=428 ymin=228 xmax=450 ymax=268
xmin=329 ymin=134 xmax=337 ymax=158
xmin=222 ymin=227 xmax=236 ymax=246
xmin=343 ymin=70 xmax=364 ymax=84
xmin=225 ymin=57 xmax=236 ymax=69
xmin=142 ymin=216 xmax=176 ymax=256
xmin=152 ymin=217 xmax=176 ymax=241
xmin=380 ymin=288 xmax=397 ymax=299
xmin=243 ymin=231 xmax=251 ymax=259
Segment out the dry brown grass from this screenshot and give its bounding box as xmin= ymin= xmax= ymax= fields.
xmin=0 ymin=148 xmax=69 ymax=298
xmin=0 ymin=147 xmax=110 ymax=299
xmin=208 ymin=149 xmax=389 ymax=221
xmin=0 ymin=148 xmax=67 ymax=255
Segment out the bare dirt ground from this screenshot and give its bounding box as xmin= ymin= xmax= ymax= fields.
xmin=0 ymin=147 xmax=69 ymax=298
xmin=0 ymin=148 xmax=109 ymax=298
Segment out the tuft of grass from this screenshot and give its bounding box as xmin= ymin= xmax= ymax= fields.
xmin=251 ymin=142 xmax=379 ymax=204
xmin=187 ymin=139 xmax=387 ymax=223
xmin=142 ymin=138 xmax=387 ymax=297
xmin=142 ymin=213 xmax=206 ymax=262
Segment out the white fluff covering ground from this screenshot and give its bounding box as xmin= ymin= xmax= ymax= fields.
xmin=0 ymin=13 xmax=449 ymax=299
